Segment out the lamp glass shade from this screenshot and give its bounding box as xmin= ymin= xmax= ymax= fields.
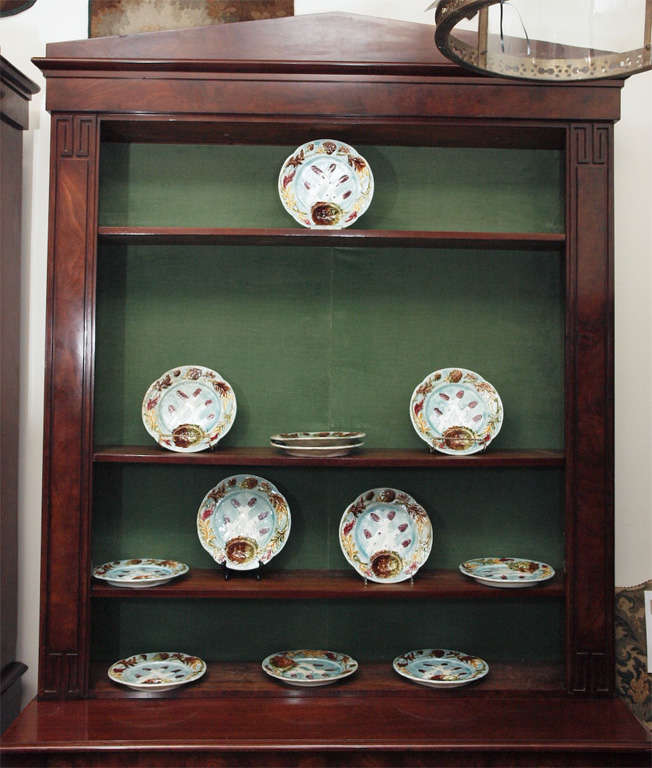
xmin=434 ymin=0 xmax=652 ymax=80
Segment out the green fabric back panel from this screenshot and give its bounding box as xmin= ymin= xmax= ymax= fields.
xmin=93 ymin=143 xmax=565 ymax=667
xmin=94 ymin=245 xmax=564 ymax=450
xmin=92 ymin=466 xmax=564 ymax=572
xmin=91 ymin=598 xmax=563 ymax=664
xmin=99 ymin=144 xmax=564 ymax=233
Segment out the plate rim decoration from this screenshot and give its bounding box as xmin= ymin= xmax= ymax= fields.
xmin=107 ymin=652 xmax=206 ymax=691
xmin=197 ymin=474 xmax=291 ymax=570
xmin=141 ymin=364 xmax=236 ymax=453
xmin=459 ymin=556 xmax=555 ymax=588
xmin=92 ymin=558 xmax=189 ymax=588
xmin=278 ymin=139 xmax=374 ymax=230
xmin=338 ymin=487 xmax=433 ymax=584
xmin=261 ymin=649 xmax=358 ymax=687
xmin=392 ymin=648 xmax=489 ymax=688
xmin=409 ymin=366 xmax=503 ymax=455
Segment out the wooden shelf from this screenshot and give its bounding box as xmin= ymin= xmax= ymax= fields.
xmin=3 ymin=696 xmax=648 ymax=768
xmin=97 ymin=226 xmax=566 ymax=250
xmin=88 ymin=660 xmax=564 ymax=699
xmin=91 ymin=568 xmax=564 ymax=600
xmin=93 ymin=445 xmax=565 ymax=468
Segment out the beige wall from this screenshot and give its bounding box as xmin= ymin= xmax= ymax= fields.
xmin=2 ymin=1 xmax=650 ymax=709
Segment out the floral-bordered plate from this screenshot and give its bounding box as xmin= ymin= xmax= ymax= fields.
xmin=262 ymin=650 xmax=358 ymax=687
xmin=270 ymin=440 xmax=364 ymax=458
xmin=142 ymin=365 xmax=236 ymax=453
xmin=459 ymin=557 xmax=555 ymax=588
xmin=393 ymin=648 xmax=489 ymax=688
xmin=410 ymin=367 xmax=503 ymax=455
xmin=339 ymin=488 xmax=433 ymax=583
xmin=278 ymin=139 xmax=374 ymax=229
xmin=197 ymin=474 xmax=291 ymax=570
xmin=107 ymin=652 xmax=206 ymax=692
xmin=92 ymin=559 xmax=189 ymax=589
xmin=270 ymin=431 xmax=365 ymax=446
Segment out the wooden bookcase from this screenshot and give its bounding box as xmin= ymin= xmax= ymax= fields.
xmin=1 ymin=13 xmax=649 ymax=767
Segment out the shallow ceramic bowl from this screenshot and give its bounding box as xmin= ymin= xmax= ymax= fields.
xmin=197 ymin=474 xmax=291 ymax=570
xmin=270 ymin=440 xmax=363 ymax=457
xmin=339 ymin=488 xmax=433 ymax=584
xmin=278 ymin=140 xmax=374 ymax=229
xmin=262 ymin=650 xmax=358 ymax=687
xmin=410 ymin=367 xmax=503 ymax=456
xmin=270 ymin=431 xmax=365 ymax=447
xmin=92 ymin=558 xmax=189 ymax=589
xmin=142 ymin=365 xmax=236 ymax=453
xmin=393 ymin=648 xmax=489 ymax=688
xmin=107 ymin=652 xmax=206 ymax=692
xmin=459 ymin=557 xmax=555 ymax=588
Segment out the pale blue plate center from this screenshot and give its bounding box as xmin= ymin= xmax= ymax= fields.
xmin=425 ymin=384 xmax=487 ymax=435
xmin=120 ymin=660 xmax=192 ymax=685
xmin=353 ymin=503 xmax=417 ymax=561
xmin=158 ymin=382 xmax=223 ymax=434
xmin=212 ymin=490 xmax=276 ymax=550
xmin=404 ymin=657 xmax=474 ymax=682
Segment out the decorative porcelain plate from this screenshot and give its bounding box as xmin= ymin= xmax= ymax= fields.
xmin=142 ymin=365 xmax=236 ymax=453
xmin=107 ymin=652 xmax=206 ymax=692
xmin=197 ymin=474 xmax=291 ymax=570
xmin=262 ymin=650 xmax=358 ymax=687
xmin=270 ymin=431 xmax=365 ymax=447
xmin=278 ymin=140 xmax=374 ymax=229
xmin=459 ymin=557 xmax=555 ymax=588
xmin=410 ymin=367 xmax=503 ymax=455
xmin=339 ymin=488 xmax=433 ymax=583
xmin=393 ymin=649 xmax=489 ymax=688
xmin=92 ymin=559 xmax=189 ymax=589
xmin=270 ymin=440 xmax=364 ymax=458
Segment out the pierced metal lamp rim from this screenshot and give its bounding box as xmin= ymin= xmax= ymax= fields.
xmin=434 ymin=0 xmax=652 ymax=81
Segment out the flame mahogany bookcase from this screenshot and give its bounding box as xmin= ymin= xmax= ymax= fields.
xmin=1 ymin=12 xmax=649 ymax=767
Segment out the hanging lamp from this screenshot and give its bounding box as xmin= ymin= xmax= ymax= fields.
xmin=432 ymin=0 xmax=652 ymax=80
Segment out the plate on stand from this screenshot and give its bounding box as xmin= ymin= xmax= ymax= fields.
xmin=92 ymin=559 xmax=189 ymax=588
xmin=339 ymin=488 xmax=433 ymax=583
xmin=393 ymin=649 xmax=489 ymax=688
xmin=197 ymin=474 xmax=291 ymax=570
xmin=107 ymin=652 xmax=206 ymax=692
xmin=278 ymin=139 xmax=374 ymax=229
xmin=142 ymin=365 xmax=236 ymax=453
xmin=459 ymin=557 xmax=555 ymax=588
xmin=410 ymin=367 xmax=503 ymax=455
xmin=262 ymin=650 xmax=358 ymax=687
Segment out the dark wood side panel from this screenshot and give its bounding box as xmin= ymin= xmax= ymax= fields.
xmin=0 ymin=120 xmax=22 ymax=677
xmin=39 ymin=114 xmax=98 ymax=699
xmin=565 ymin=124 xmax=614 ymax=695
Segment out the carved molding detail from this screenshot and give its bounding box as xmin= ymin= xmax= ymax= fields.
xmin=572 ymin=123 xmax=609 ymax=166
xmin=572 ymin=651 xmax=611 ymax=694
xmin=42 ymin=652 xmax=81 ymax=698
xmin=54 ymin=115 xmax=95 ymax=158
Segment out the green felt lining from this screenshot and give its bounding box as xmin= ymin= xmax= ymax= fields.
xmin=92 ymin=142 xmax=566 ymax=668
xmin=94 ymin=245 xmax=564 ymax=450
xmin=91 ymin=597 xmax=563 ymax=664
xmin=99 ymin=144 xmax=564 ymax=232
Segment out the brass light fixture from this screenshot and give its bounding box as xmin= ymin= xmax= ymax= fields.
xmin=432 ymin=0 xmax=652 ymax=80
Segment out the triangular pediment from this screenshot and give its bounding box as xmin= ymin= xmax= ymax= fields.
xmin=44 ymin=12 xmax=450 ymax=68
